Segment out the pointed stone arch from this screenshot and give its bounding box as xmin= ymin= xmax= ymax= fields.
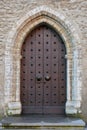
xmin=5 ymin=6 xmax=82 ymax=115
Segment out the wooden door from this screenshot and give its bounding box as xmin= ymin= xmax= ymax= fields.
xmin=21 ymin=25 xmax=66 ymax=114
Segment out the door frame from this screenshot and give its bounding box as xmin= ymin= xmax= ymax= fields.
xmin=5 ymin=6 xmax=82 ymax=116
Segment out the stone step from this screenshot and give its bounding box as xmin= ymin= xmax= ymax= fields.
xmin=1 ymin=115 xmax=85 ymax=130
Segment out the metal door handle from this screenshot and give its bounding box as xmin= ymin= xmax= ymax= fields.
xmin=36 ymin=75 xmax=42 ymax=81
xmin=45 ymin=76 xmax=51 ymax=81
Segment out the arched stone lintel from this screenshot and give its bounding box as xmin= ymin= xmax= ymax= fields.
xmin=7 ymin=6 xmax=81 ymax=49
xmin=5 ymin=6 xmax=82 ymax=115
xmin=18 ymin=16 xmax=72 ymax=53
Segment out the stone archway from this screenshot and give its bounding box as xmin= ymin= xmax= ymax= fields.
xmin=4 ymin=6 xmax=82 ymax=115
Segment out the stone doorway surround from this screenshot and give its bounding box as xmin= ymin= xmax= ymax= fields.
xmin=4 ymin=6 xmax=82 ymax=116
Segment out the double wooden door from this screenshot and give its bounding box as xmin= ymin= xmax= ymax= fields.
xmin=21 ymin=25 xmax=66 ymax=114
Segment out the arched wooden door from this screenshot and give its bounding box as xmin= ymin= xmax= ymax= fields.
xmin=21 ymin=24 xmax=66 ymax=115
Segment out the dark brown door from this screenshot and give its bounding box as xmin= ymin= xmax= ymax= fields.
xmin=21 ymin=25 xmax=66 ymax=115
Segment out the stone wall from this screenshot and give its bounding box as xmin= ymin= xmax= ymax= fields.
xmin=0 ymin=0 xmax=87 ymax=121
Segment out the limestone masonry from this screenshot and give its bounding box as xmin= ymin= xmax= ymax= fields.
xmin=0 ymin=0 xmax=87 ymax=121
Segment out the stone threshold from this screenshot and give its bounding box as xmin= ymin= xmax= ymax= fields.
xmin=0 ymin=115 xmax=85 ymax=129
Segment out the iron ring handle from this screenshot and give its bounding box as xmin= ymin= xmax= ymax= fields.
xmin=36 ymin=75 xmax=42 ymax=81
xmin=45 ymin=75 xmax=51 ymax=81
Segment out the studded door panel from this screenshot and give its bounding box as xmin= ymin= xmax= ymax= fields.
xmin=21 ymin=25 xmax=66 ymax=114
